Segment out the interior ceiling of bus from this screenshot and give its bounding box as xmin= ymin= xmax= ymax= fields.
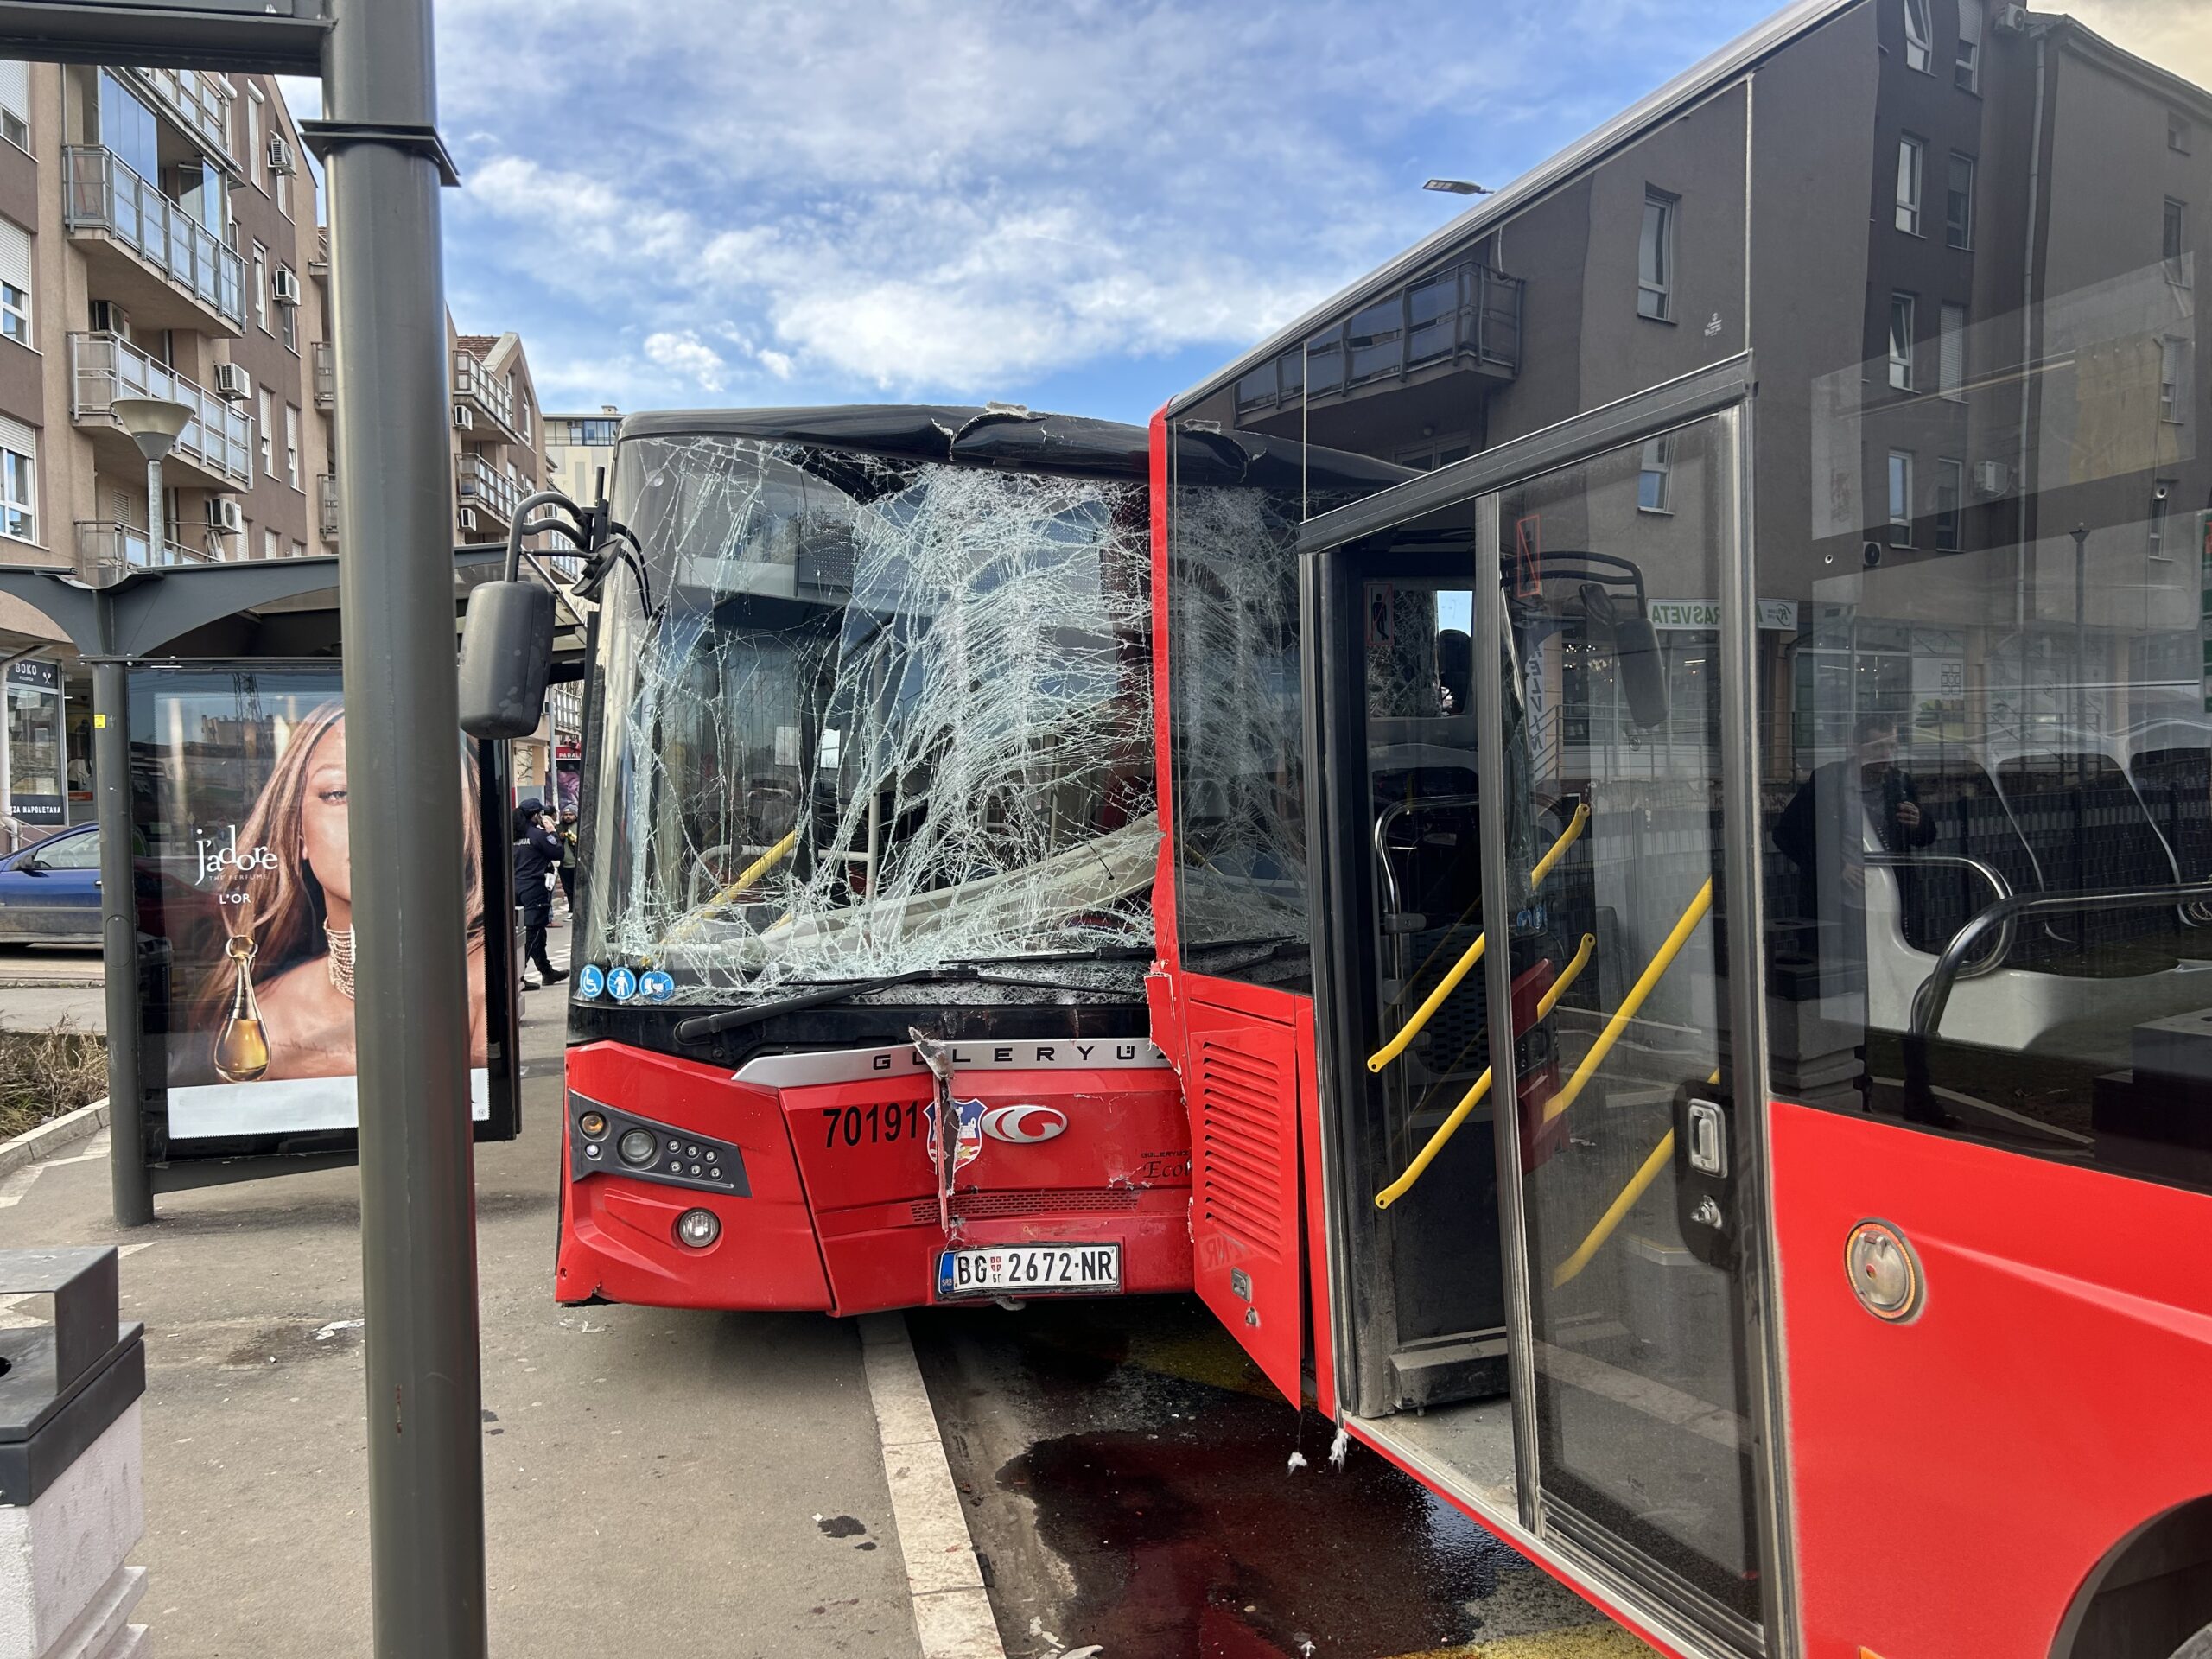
xmin=606 ymin=438 xmax=1158 ymax=995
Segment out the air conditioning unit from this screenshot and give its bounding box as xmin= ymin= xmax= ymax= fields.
xmin=457 ymin=507 xmax=479 ymax=532
xmin=271 ymin=268 xmax=302 ymax=307
xmin=452 ymin=404 xmax=474 ymax=432
xmin=86 ymin=301 xmax=129 ymax=337
xmin=1974 ymin=459 xmax=2012 ymax=496
xmin=207 ymin=499 xmax=243 ymax=534
xmin=212 ymin=362 xmax=251 ymax=402
xmin=266 ymin=137 xmax=296 ymax=177
xmin=1993 ymin=4 xmax=2031 ymax=33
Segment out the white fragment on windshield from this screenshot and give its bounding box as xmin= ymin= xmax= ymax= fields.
xmin=583 ymin=435 xmax=1156 ymax=1000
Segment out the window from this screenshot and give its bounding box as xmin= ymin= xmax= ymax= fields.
xmin=1638 ymin=435 xmax=1673 ymax=512
xmin=1935 ymin=459 xmax=1963 ymax=551
xmin=1955 ymin=1 xmax=1982 ymax=91
xmin=1940 ymin=302 xmax=1967 ymax=401
xmin=261 ymin=527 xmax=277 ymax=563
xmin=0 ymin=415 xmax=34 ymax=543
xmin=280 ymin=295 xmax=296 ymax=351
xmin=275 ymin=149 xmax=291 ymax=218
xmin=2162 ymin=337 xmax=2190 ymax=423
xmin=284 ymin=404 xmax=299 ymax=488
xmin=1638 ymin=189 xmax=1675 ymax=321
xmin=96 ymin=73 xmax=158 ymax=184
xmin=257 ymin=387 xmax=273 ymax=475
xmin=245 ymin=85 xmax=264 ymax=188
xmin=0 ymin=60 xmax=29 ymax=151
xmin=1946 ymin=153 xmax=1974 ymax=249
xmin=1902 ymin=0 xmax=1932 ymax=73
xmin=0 ymin=219 xmax=29 ymax=345
xmin=1897 ymin=137 xmax=1924 ymax=235
xmin=289 ymin=539 xmax=305 ymax=562
xmin=251 ymin=243 xmax=268 ymax=332
xmin=1889 ymin=292 xmax=1916 ymax=391
xmin=1888 ymin=450 xmax=1913 ymax=545
xmin=2152 ymin=480 xmax=2178 ymax=560
xmin=2166 ymin=199 xmax=2190 ymax=285
xmin=2174 ymin=112 xmax=2194 ymax=156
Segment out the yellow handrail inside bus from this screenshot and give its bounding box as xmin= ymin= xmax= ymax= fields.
xmin=1541 ymin=877 xmax=1713 ymax=1127
xmin=1367 ymin=803 xmax=1589 ymax=1073
xmin=1374 ymin=932 xmax=1595 ymax=1210
xmin=664 ymin=827 xmax=800 ymax=943
xmin=1550 ymin=1068 xmax=1721 ymax=1287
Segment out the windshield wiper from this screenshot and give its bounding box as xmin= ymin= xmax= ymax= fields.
xmin=671 ymin=968 xmax=963 ymax=1043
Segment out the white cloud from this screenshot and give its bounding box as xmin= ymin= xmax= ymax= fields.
xmin=642 ymin=331 xmax=728 ymax=394
xmin=435 ymin=0 xmax=1771 ymax=411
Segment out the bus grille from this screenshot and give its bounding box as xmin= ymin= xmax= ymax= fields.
xmin=1193 ymin=1036 xmax=1284 ymax=1255
xmin=908 ymin=1187 xmax=1142 ymax=1225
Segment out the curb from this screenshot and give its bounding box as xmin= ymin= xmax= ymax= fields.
xmin=0 ymin=1097 xmax=109 ymax=1182
xmin=859 ymin=1311 xmax=1007 ymax=1659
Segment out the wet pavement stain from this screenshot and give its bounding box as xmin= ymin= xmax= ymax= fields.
xmin=912 ymin=1294 xmax=1651 ymax=1659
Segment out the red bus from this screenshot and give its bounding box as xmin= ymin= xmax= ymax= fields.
xmin=554 ymin=405 xmax=1191 ymax=1316
xmin=1147 ymin=3 xmax=2212 ymax=1654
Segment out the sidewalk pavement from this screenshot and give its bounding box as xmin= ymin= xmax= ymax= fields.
xmin=0 ymin=921 xmax=921 ymax=1658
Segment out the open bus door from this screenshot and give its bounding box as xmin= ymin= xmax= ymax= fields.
xmin=1285 ymin=373 xmax=1782 ymax=1654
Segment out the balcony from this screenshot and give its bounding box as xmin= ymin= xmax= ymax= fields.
xmin=74 ymin=519 xmax=218 ymax=586
xmin=456 ymin=454 xmax=518 ymax=531
xmin=1241 ymin=257 xmax=1524 ymax=418
xmin=313 ymin=340 xmax=334 ymax=410
xmin=126 ymin=67 xmax=232 ymax=162
xmin=318 ymin=474 xmax=339 ymax=543
xmin=70 ymin=332 xmax=253 ymax=493
xmin=63 ymin=146 xmax=245 ymax=335
xmin=452 ymin=352 xmax=522 ymax=442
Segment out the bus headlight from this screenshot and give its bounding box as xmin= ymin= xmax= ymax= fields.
xmin=617 ymin=1128 xmax=658 ymax=1167
xmin=577 ymin=1110 xmax=608 ymax=1141
xmin=675 ymin=1208 xmax=721 ymax=1249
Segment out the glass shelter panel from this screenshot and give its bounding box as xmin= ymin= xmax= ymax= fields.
xmin=1487 ymin=423 xmax=1761 ymax=1628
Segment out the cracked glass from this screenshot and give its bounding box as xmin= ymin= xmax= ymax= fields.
xmin=583 ymin=433 xmax=1155 ymax=1001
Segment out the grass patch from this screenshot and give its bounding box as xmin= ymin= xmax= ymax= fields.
xmin=0 ymin=1026 xmax=105 ymax=1141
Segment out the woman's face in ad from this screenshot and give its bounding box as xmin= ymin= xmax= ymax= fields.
xmin=300 ymin=720 xmax=351 ymax=906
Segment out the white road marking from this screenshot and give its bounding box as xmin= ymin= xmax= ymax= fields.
xmin=860 ymin=1311 xmax=1007 ymax=1659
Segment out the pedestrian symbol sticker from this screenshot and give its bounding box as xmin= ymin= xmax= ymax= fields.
xmin=577 ymin=963 xmax=606 ymax=999
xmin=607 ymin=966 xmax=638 ymax=1001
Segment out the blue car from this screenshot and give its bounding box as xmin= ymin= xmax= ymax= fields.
xmin=0 ymin=824 xmax=101 ymax=944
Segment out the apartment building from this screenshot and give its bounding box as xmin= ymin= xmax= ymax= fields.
xmin=544 ymin=405 xmax=620 ymax=506
xmin=0 ymin=59 xmax=324 ymax=834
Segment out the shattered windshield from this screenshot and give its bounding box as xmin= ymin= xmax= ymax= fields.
xmin=582 ymin=431 xmax=1155 ymax=1001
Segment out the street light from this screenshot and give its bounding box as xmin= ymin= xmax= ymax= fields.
xmin=111 ymin=395 xmax=194 ymax=574
xmin=1424 ymin=178 xmax=1492 ymax=195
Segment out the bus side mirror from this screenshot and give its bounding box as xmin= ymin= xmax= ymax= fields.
xmin=458 ymin=580 xmax=555 ymax=740
xmin=1614 ymin=614 xmax=1669 ymax=731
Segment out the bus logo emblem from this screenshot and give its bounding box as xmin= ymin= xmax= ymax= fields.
xmin=980 ymin=1104 xmax=1067 ymax=1144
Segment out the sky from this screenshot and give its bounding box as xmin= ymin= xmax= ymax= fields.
xmin=283 ymin=0 xmax=2212 ymax=427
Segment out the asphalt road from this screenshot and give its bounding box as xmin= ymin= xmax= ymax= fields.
xmin=912 ymin=1295 xmax=1656 ymax=1659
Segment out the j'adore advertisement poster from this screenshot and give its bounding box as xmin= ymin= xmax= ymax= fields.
xmin=133 ymin=666 xmax=498 ymax=1144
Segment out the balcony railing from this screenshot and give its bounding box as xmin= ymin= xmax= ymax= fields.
xmin=318 ymin=474 xmax=339 ymax=541
xmin=313 ymin=340 xmax=334 ymax=410
xmin=74 ymin=519 xmax=217 ymax=585
xmin=452 ymin=352 xmax=519 ymax=439
xmin=63 ymin=147 xmax=245 ymax=330
xmin=1240 ymin=257 xmax=1525 ymax=416
xmin=69 ymin=332 xmax=253 ymax=489
xmin=128 ymin=67 xmax=232 ymax=160
xmin=456 ymin=454 xmax=519 ymax=526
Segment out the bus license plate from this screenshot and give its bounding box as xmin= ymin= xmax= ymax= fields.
xmin=936 ymin=1243 xmax=1122 ymax=1300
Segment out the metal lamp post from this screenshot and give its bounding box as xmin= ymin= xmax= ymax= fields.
xmin=94 ymin=394 xmax=191 ymax=1228
xmin=111 ymin=396 xmax=194 ymax=571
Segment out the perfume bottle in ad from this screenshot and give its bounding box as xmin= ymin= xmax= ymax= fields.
xmin=213 ymin=932 xmax=270 ymax=1083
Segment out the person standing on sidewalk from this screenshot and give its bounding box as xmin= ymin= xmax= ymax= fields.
xmin=513 ymin=799 xmax=566 ymax=990
xmin=556 ymin=806 xmax=579 ymax=916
